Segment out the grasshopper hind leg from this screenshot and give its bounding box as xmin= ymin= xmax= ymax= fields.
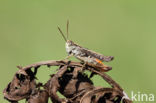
xmin=80 ymin=62 xmax=87 ymax=72
xmin=71 ymin=61 xmax=87 ymax=79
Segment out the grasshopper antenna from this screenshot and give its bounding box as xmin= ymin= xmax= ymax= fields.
xmin=58 ymin=26 xmax=67 ymax=42
xmin=67 ymin=20 xmax=69 ymax=39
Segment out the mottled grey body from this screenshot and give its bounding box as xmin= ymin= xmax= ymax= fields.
xmin=58 ymin=21 xmax=113 ymax=72
xmin=65 ymin=40 xmax=114 ymax=63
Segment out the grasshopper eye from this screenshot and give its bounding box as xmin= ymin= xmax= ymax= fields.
xmin=69 ymin=51 xmax=72 ymax=54
xmin=67 ymin=40 xmax=72 ymax=45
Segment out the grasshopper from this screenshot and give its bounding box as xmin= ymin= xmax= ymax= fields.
xmin=58 ymin=21 xmax=114 ymax=72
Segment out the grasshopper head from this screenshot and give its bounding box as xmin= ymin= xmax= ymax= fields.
xmin=66 ymin=40 xmax=75 ymax=55
xmin=66 ymin=40 xmax=74 ymax=46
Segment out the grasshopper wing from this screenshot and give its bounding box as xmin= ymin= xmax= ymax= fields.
xmin=81 ymin=47 xmax=114 ymax=62
xmin=72 ymin=42 xmax=114 ymax=62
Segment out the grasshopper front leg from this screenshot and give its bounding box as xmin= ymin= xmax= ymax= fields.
xmin=65 ymin=54 xmax=73 ymax=59
xmin=62 ymin=54 xmax=73 ymax=61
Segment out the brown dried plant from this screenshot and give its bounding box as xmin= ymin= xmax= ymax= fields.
xmin=3 ymin=60 xmax=132 ymax=103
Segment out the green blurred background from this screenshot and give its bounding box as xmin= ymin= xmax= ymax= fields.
xmin=0 ymin=0 xmax=156 ymax=102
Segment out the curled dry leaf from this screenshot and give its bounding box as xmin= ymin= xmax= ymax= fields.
xmin=3 ymin=60 xmax=132 ymax=103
